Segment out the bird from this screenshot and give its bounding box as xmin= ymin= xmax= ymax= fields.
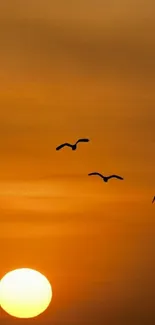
xmin=88 ymin=172 xmax=124 ymax=182
xmin=56 ymin=138 xmax=89 ymax=151
xmin=152 ymin=196 xmax=155 ymax=204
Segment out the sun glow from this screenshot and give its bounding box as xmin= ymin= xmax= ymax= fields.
xmin=0 ymin=268 xmax=52 ymax=318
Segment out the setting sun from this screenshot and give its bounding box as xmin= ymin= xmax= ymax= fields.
xmin=0 ymin=268 xmax=52 ymax=319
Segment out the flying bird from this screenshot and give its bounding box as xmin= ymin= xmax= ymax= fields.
xmin=88 ymin=172 xmax=124 ymax=182
xmin=56 ymin=138 xmax=89 ymax=151
xmin=152 ymin=196 xmax=155 ymax=204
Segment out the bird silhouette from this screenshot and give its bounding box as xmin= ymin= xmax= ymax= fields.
xmin=88 ymin=172 xmax=124 ymax=182
xmin=152 ymin=196 xmax=155 ymax=204
xmin=56 ymin=138 xmax=89 ymax=151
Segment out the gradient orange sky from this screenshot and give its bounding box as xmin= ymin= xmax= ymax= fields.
xmin=0 ymin=1 xmax=155 ymax=324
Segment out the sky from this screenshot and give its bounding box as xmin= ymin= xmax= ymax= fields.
xmin=0 ymin=0 xmax=155 ymax=324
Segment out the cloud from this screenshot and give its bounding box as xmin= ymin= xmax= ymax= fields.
xmin=0 ymin=13 xmax=155 ymax=76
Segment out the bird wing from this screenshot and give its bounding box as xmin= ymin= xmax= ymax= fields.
xmin=56 ymin=143 xmax=72 ymax=150
xmin=108 ymin=175 xmax=124 ymax=180
xmin=152 ymin=196 xmax=155 ymax=203
xmin=76 ymin=138 xmax=89 ymax=144
xmin=88 ymin=172 xmax=104 ymax=178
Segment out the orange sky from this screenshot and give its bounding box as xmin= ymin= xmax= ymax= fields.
xmin=0 ymin=1 xmax=155 ymax=324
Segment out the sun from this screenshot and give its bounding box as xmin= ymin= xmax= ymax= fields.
xmin=0 ymin=268 xmax=52 ymax=318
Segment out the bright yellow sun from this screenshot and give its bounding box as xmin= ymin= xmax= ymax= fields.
xmin=0 ymin=268 xmax=52 ymax=319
